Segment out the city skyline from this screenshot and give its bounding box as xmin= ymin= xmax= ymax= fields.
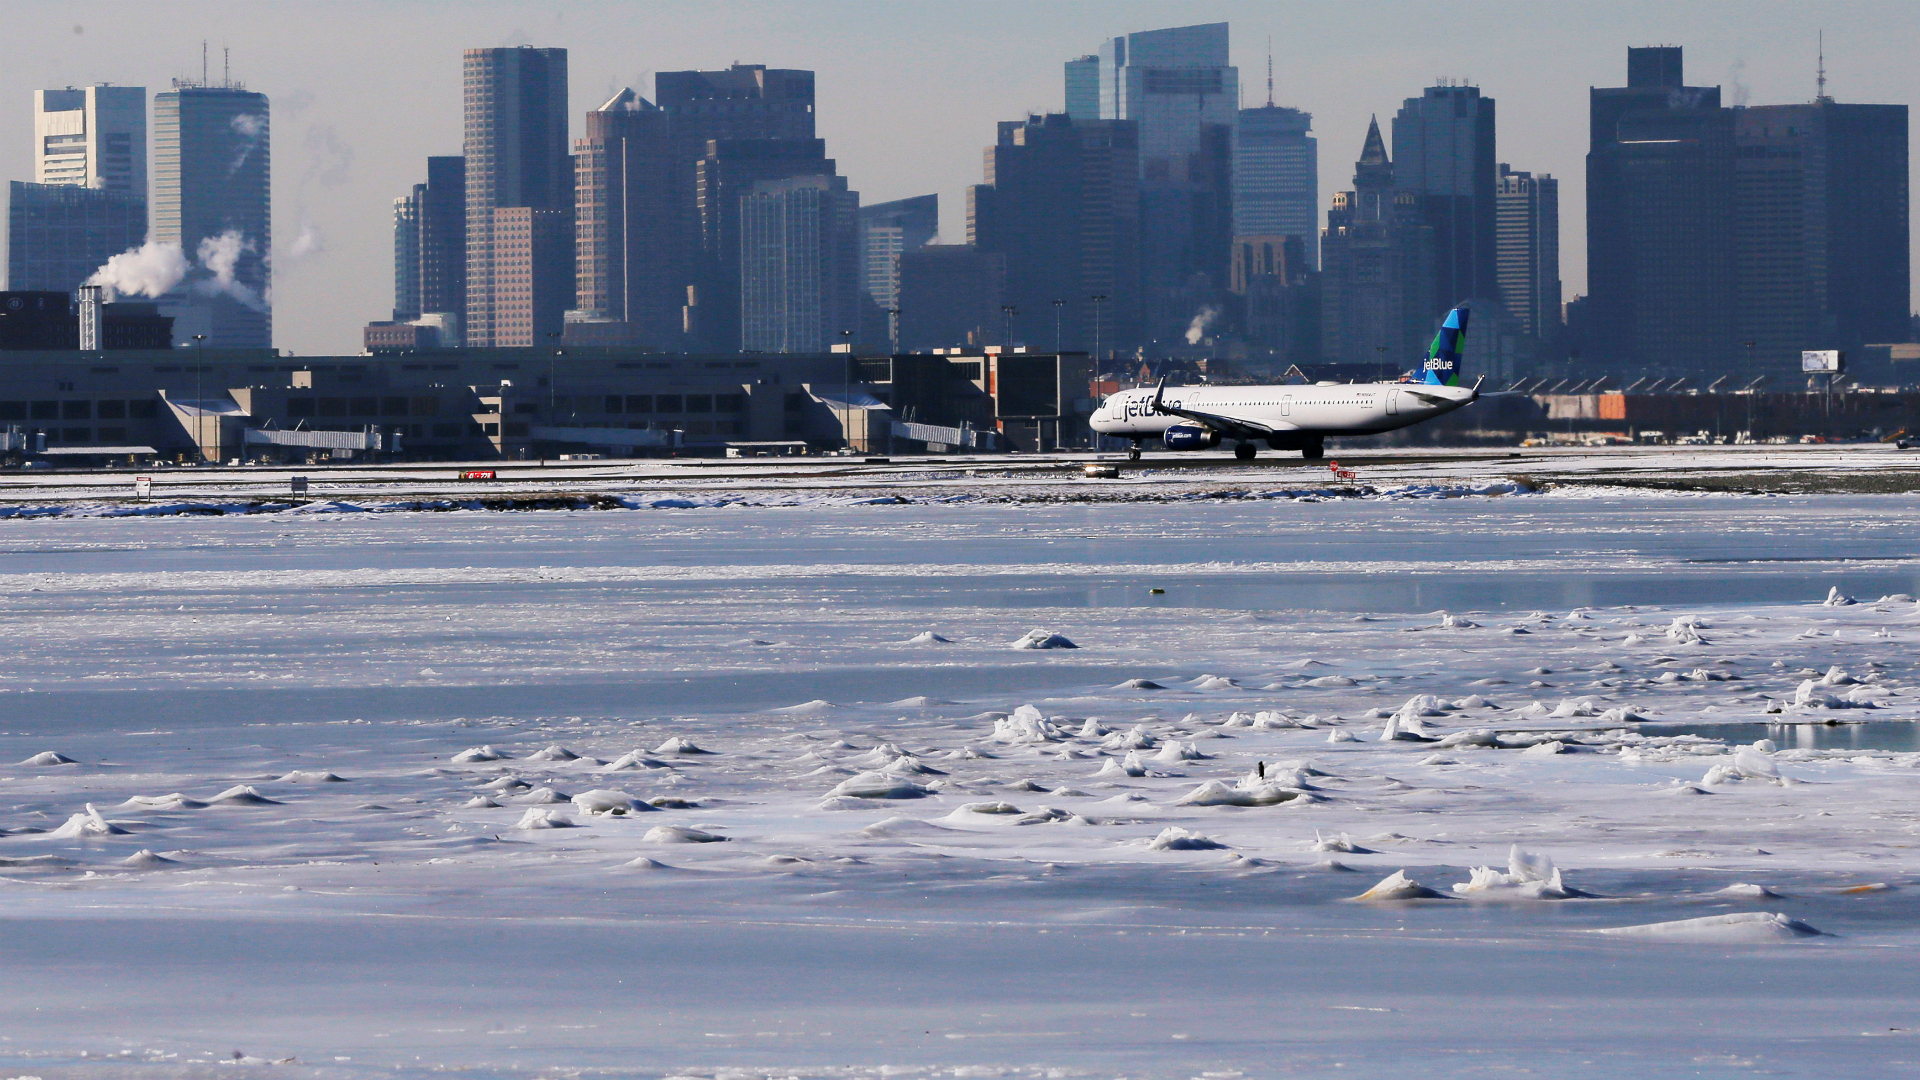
xmin=0 ymin=1 xmax=1912 ymax=355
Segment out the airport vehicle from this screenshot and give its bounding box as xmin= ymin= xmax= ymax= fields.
xmin=1090 ymin=306 xmax=1483 ymax=461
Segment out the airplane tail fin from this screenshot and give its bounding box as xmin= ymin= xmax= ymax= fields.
xmin=1422 ymin=305 xmax=1470 ymax=386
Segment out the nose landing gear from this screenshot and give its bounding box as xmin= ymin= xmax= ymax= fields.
xmin=1127 ymin=442 xmax=1142 ymax=461
xmin=1302 ymin=441 xmax=1325 ymax=461
xmin=1233 ymin=441 xmax=1257 ymax=461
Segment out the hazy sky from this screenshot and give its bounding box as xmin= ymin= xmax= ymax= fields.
xmin=1 ymin=0 xmax=1914 ymax=356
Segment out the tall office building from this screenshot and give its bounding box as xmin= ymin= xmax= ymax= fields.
xmin=573 ymin=88 xmax=680 ymax=346
xmin=1234 ymin=104 xmax=1318 ymax=269
xmin=1586 ymin=47 xmax=1735 ymax=373
xmin=1495 ymin=164 xmax=1560 ymax=340
xmin=1091 ymin=22 xmax=1237 ymax=341
xmin=1733 ymin=100 xmax=1909 ymax=371
xmin=1392 ymin=83 xmax=1497 ymax=313
xmin=859 ymin=194 xmax=937 ymax=311
xmin=392 ymin=194 xmax=420 ymax=321
xmin=739 ymin=174 xmax=860 ymax=353
xmin=1320 ymin=118 xmax=1436 ymax=367
xmin=416 ymin=155 xmax=466 ymax=331
xmin=8 ymin=86 xmax=148 ymax=296
xmin=464 ymin=46 xmax=571 ymax=348
xmin=35 ymin=85 xmax=145 ymax=192
xmin=153 ymin=80 xmax=272 ymax=347
xmin=1064 ymin=56 xmax=1100 ymax=120
xmin=969 ymin=112 xmax=1141 ymax=355
xmin=897 ymin=245 xmax=1005 ymax=351
xmin=656 ymin=64 xmax=819 ymax=351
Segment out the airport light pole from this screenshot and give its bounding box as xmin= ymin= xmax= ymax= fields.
xmin=886 ymin=307 xmax=900 ymax=354
xmin=840 ymin=328 xmax=853 ymax=452
xmin=192 ymin=334 xmax=207 ymax=464
xmin=1089 ymin=295 xmax=1106 ymax=368
xmin=1052 ymin=298 xmax=1065 ymax=353
xmin=1000 ymin=305 xmax=1016 ymax=350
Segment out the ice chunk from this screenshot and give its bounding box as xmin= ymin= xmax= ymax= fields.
xmin=516 ymin=786 xmax=571 ymax=804
xmin=652 ymin=737 xmax=712 ymax=755
xmin=18 ymin=751 xmax=76 ymax=766
xmin=1306 ymin=675 xmax=1357 ymax=687
xmin=1102 ymin=724 xmax=1157 ymax=750
xmin=1152 ymin=740 xmax=1206 ymax=764
xmin=1439 ymin=613 xmax=1478 ymax=629
xmin=1733 ymin=743 xmax=1784 ymax=784
xmin=48 ymin=804 xmax=127 ymax=838
xmin=116 ymin=793 xmax=207 ymax=810
xmin=826 ymin=771 xmax=932 ymax=799
xmin=644 ymin=825 xmax=728 ymax=843
xmin=602 ymin=752 xmax=672 ymax=771
xmin=1820 ymin=665 xmax=1859 ymax=686
xmin=1521 ymin=741 xmax=1565 ymax=756
xmin=525 ymin=745 xmax=579 ymax=762
xmin=1148 ymin=826 xmax=1226 ymax=851
xmin=571 ymin=789 xmax=654 ymax=816
xmin=952 ymin=801 xmax=1024 ymax=816
xmin=276 ymin=770 xmax=348 ymax=783
xmin=451 ymin=745 xmax=508 ymax=763
xmin=1175 ymin=779 xmax=1301 ymax=807
xmin=1822 ymin=586 xmax=1856 ymax=607
xmin=1094 ymin=753 xmax=1148 ymax=778
xmin=1191 ymin=674 xmax=1239 ymax=690
xmin=1308 ymin=830 xmax=1374 ymax=853
xmin=512 ymin=807 xmax=573 ymax=829
xmin=993 ymin=705 xmax=1067 ymax=744
xmin=1115 ymin=678 xmax=1165 ymax=690
xmin=120 ymin=849 xmax=178 ymax=868
xmin=1716 ymin=883 xmax=1785 ymax=899
xmin=463 ymin=796 xmax=500 ymax=808
xmin=1326 ymin=728 xmax=1360 ymax=744
xmin=1353 ymin=870 xmax=1449 ymax=900
xmin=904 ymin=631 xmax=953 ymax=644
xmin=1077 ymin=718 xmax=1111 ymax=739
xmin=1379 ymin=712 xmax=1434 ymax=742
xmin=1665 ymin=617 xmax=1708 ymax=646
xmin=209 ymin=785 xmax=282 ymax=806
xmin=1451 ymin=846 xmax=1580 ymax=899
xmin=1433 ymin=729 xmax=1499 ymax=748
xmin=1595 ymin=912 xmax=1821 ymax=941
xmin=1011 ymin=628 xmax=1077 ymax=650
xmin=772 ymin=700 xmax=836 ymax=715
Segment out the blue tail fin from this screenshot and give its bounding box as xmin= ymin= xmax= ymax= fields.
xmin=1422 ymin=306 xmax=1470 ymax=386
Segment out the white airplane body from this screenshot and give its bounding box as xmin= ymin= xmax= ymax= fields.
xmin=1088 ymin=305 xmax=1483 ymax=460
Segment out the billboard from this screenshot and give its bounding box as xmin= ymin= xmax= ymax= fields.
xmin=1801 ymin=350 xmax=1843 ymax=373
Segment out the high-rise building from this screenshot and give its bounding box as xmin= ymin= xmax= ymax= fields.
xmin=464 ymin=46 xmax=571 ymax=348
xmin=1586 ymin=47 xmax=1735 ymax=373
xmin=1234 ymin=104 xmax=1318 ymax=269
xmin=739 ymin=174 xmax=860 ymax=353
xmin=416 ymin=155 xmax=466 ymax=331
xmin=7 ymin=183 xmax=145 ymax=294
xmin=1230 ymin=233 xmax=1318 ymax=362
xmin=859 ymin=194 xmax=937 ymax=312
xmin=897 ymin=245 xmax=1005 ymax=351
xmin=392 ymin=194 xmax=420 ymax=321
xmin=1392 ymin=83 xmax=1497 ymax=313
xmin=1320 ymin=118 xmax=1436 ymax=367
xmin=1733 ymin=100 xmax=1909 ymax=372
xmin=573 ymin=88 xmax=680 ymax=347
xmin=1064 ymin=56 xmax=1100 ymax=120
xmin=656 ymin=64 xmax=820 ymax=351
xmin=35 ymin=85 xmax=145 ymax=192
xmin=968 ymin=112 xmax=1141 ymax=355
xmin=1495 ymin=164 xmax=1560 ymax=341
xmin=1092 ymin=22 xmax=1237 ymax=341
xmin=10 ymin=85 xmax=149 ymax=297
xmin=153 ymin=80 xmax=272 ymax=347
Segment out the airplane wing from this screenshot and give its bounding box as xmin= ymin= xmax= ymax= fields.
xmin=1149 ymin=378 xmax=1280 ymax=438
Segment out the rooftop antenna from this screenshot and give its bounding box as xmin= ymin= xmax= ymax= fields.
xmin=201 ymin=40 xmax=207 ymax=85
xmin=1816 ymin=30 xmax=1828 ymax=101
xmin=1266 ymin=37 xmax=1274 ymax=107
xmin=223 ymin=45 xmax=229 ymax=87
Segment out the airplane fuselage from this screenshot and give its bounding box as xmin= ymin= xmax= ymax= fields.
xmin=1089 ymin=380 xmax=1478 ymax=452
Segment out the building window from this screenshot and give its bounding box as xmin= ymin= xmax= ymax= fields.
xmin=0 ymin=402 xmax=24 ymax=421
xmin=624 ymin=394 xmax=651 ymax=413
xmin=716 ymin=394 xmax=745 ymax=412
xmin=432 ymin=423 xmax=463 ymax=438
xmin=96 ymin=400 xmax=127 ymax=420
xmin=30 ymin=401 xmax=58 ymax=420
xmin=62 ymin=427 xmax=89 ymax=442
xmin=97 ymin=427 xmax=127 ymax=442
xmin=686 ymin=394 xmax=713 ymax=413
xmin=603 ymin=395 xmax=623 ymax=413
xmin=287 ymin=397 xmax=316 ymax=418
xmin=381 ymin=397 xmax=410 ymax=417
xmin=61 ymin=400 xmax=91 ymax=420
xmin=129 ymin=400 xmax=158 ymax=419
xmin=512 ymin=403 xmax=538 ymax=415
xmin=319 ymin=398 xmax=348 ymax=417
xmin=409 ymin=397 xmax=440 ymax=416
xmin=350 ymin=397 xmax=379 ymax=416
xmin=656 ymin=394 xmax=682 ymax=413
xmin=482 ymin=422 xmax=499 ymax=436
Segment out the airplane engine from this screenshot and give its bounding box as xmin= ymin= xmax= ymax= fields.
xmin=1162 ymin=422 xmax=1220 ymax=451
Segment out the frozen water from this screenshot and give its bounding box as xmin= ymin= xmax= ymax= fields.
xmin=0 ymin=493 xmax=1917 ymax=1077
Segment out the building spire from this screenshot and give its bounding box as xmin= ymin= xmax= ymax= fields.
xmin=1359 ymin=115 xmax=1388 ymax=165
xmin=1266 ymin=37 xmax=1274 ymax=107
xmin=1816 ymin=29 xmax=1829 ymax=102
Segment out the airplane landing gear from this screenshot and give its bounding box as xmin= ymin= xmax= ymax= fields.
xmin=1233 ymin=442 xmax=1257 ymax=461
xmin=1302 ymin=442 xmax=1325 ymax=461
xmin=1127 ymin=443 xmax=1142 ymax=461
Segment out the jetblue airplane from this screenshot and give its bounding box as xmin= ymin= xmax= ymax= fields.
xmin=1090 ymin=306 xmax=1483 ymax=461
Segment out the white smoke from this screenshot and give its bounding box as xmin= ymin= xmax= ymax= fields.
xmin=191 ymin=230 xmax=268 ymax=312
xmin=229 ymin=112 xmax=268 ymax=174
xmin=85 ymin=240 xmax=190 ymax=299
xmin=283 ymin=222 xmax=323 ymax=261
xmin=1184 ymin=305 xmax=1220 ymax=345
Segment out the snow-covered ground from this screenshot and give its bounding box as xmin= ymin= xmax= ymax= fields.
xmin=2 ymin=493 xmax=1918 ymax=1079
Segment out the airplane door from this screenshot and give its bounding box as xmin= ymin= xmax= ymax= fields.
xmin=1386 ymin=389 xmax=1400 ymax=415
xmin=1281 ymin=394 xmax=1292 ymax=416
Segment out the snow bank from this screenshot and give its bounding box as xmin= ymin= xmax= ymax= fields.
xmin=652 ymin=737 xmax=713 ymax=754
xmin=117 ymin=793 xmax=206 ymax=810
xmin=1595 ymin=912 xmax=1822 ymax=942
xmin=1148 ymin=826 xmax=1226 ymax=851
xmin=1451 ymin=846 xmax=1583 ymax=899
xmin=451 ymin=745 xmax=508 ymax=763
xmin=1353 ymin=870 xmax=1450 ymax=900
xmin=903 ymin=631 xmax=952 ymax=644
xmin=209 ymin=785 xmax=281 ymax=806
xmin=276 ymin=770 xmax=348 ymax=783
xmin=1011 ymin=628 xmax=1077 ymax=650
xmin=512 ymin=807 xmax=573 ymax=830
xmin=992 ymin=705 xmax=1066 ymax=743
xmin=571 ymin=789 xmax=654 ymax=816
xmin=825 ymin=771 xmax=932 ymax=799
xmin=644 ymin=825 xmax=728 ymax=844
xmin=525 ymin=745 xmax=580 ymax=762
xmin=47 ymin=804 xmax=126 ymax=838
xmin=17 ymin=752 xmax=76 ymax=766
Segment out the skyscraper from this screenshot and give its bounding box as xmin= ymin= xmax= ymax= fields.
xmin=1495 ymin=164 xmax=1560 ymax=341
xmin=969 ymin=112 xmax=1141 ymax=354
xmin=859 ymin=194 xmax=937 ymax=312
xmin=1092 ymin=22 xmax=1237 ymax=342
xmin=1064 ymin=56 xmax=1100 ymax=120
xmin=739 ymin=174 xmax=860 ymax=353
xmin=1320 ymin=118 xmax=1436 ymax=367
xmin=1392 ymin=83 xmax=1497 ymax=312
xmin=464 ymin=46 xmax=571 ymax=348
xmin=34 ymin=85 xmax=145 ymax=192
xmin=392 ymin=194 xmax=420 ymax=321
xmin=416 ymin=155 xmax=466 ymax=330
xmin=8 ymin=86 xmax=148 ymax=296
xmin=1733 ymin=99 xmax=1909 ymax=372
xmin=153 ymin=80 xmax=272 ymax=347
xmin=573 ymin=88 xmax=680 ymax=346
xmin=657 ymin=64 xmax=820 ymax=351
xmin=1586 ymin=47 xmax=1734 ymax=373
xmin=1234 ymin=104 xmax=1318 ymax=269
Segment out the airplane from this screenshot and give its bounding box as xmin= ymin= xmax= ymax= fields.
xmin=1089 ymin=305 xmax=1484 ymax=461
